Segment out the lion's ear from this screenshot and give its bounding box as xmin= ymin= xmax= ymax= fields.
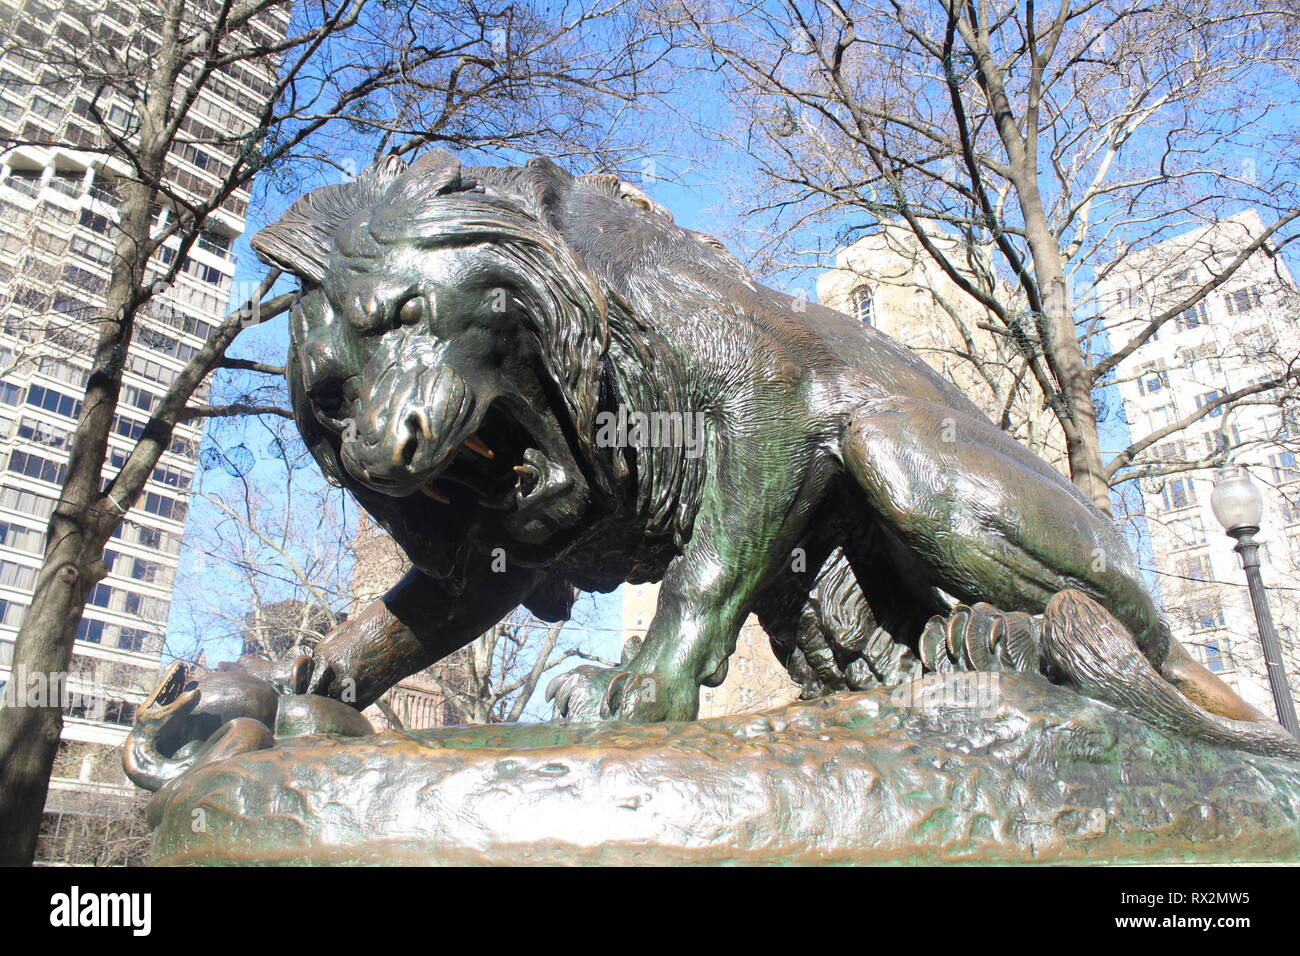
xmin=615 ymin=180 xmax=673 ymax=222
xmin=407 ymin=148 xmax=459 ymax=176
xmin=577 ymin=172 xmax=674 ymax=223
xmin=396 ymin=149 xmax=462 ymax=199
xmin=368 ymin=151 xmax=463 ymax=241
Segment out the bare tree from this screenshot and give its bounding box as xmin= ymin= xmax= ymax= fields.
xmin=0 ymin=0 xmax=672 ymax=864
xmin=451 ymin=604 xmax=615 ymax=724
xmin=667 ymin=0 xmax=1300 ymax=511
xmin=35 ymin=739 xmax=150 ymax=866
xmin=167 ymin=413 xmax=356 ymax=666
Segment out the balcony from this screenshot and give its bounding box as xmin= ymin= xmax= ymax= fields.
xmin=87 ymin=181 xmax=119 ymax=206
xmin=48 ymin=175 xmax=82 ymax=198
xmin=3 ymin=173 xmax=40 ymax=198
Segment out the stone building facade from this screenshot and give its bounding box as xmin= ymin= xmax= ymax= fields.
xmin=1099 ymin=210 xmax=1300 ymax=718
xmin=350 ymin=513 xmax=466 ymax=730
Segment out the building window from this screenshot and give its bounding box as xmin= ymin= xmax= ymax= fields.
xmin=1161 ymin=477 xmax=1197 ymax=511
xmin=76 ymin=618 xmax=105 ymax=644
xmin=1175 ymin=302 xmax=1207 ymax=331
xmin=103 ymin=700 xmax=136 ymax=726
xmin=7 ymin=450 xmax=67 ymax=486
xmin=1280 ymin=497 xmax=1300 ymax=525
xmin=1204 ymin=430 xmax=1236 ymax=456
xmin=87 ymin=583 xmax=113 ymax=608
xmin=1196 ymin=390 xmax=1226 ymax=418
xmin=1199 ymin=639 xmax=1232 ymax=674
xmin=1137 ymin=361 xmax=1169 ymax=395
xmin=5 ymin=170 xmax=41 ymax=198
xmin=1169 ymin=515 xmax=1207 ymax=548
xmin=1270 ymin=451 xmax=1298 ymax=486
xmin=1175 ymin=553 xmax=1214 ymax=583
xmin=1189 ymin=597 xmax=1225 ymax=631
xmin=0 ymin=559 xmax=37 ymax=590
xmin=1225 ymin=286 xmax=1264 ymax=314
xmin=0 ymin=597 xmax=26 ymax=627
xmin=851 ymin=285 xmax=875 ymax=326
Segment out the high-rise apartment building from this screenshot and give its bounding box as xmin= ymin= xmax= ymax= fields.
xmin=1099 ymin=210 xmax=1300 ymax=717
xmin=0 ymin=0 xmax=286 ymax=860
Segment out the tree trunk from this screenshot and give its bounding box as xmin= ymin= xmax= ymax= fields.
xmin=970 ymin=24 xmax=1113 ymax=515
xmin=1019 ymin=196 xmax=1112 ymax=514
xmin=0 ymin=141 xmax=161 ymax=865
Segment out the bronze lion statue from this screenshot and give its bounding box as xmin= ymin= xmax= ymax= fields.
xmin=199 ymin=149 xmax=1291 ymax=756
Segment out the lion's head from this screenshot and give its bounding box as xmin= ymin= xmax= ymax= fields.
xmin=251 ymin=151 xmax=635 ymax=553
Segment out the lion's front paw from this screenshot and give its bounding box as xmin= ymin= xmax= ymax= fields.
xmin=303 ymin=631 xmax=373 ymax=706
xmin=546 ymin=664 xmax=621 ymax=722
xmin=546 ymin=665 xmax=697 ymax=723
xmin=606 ymin=668 xmax=698 ymax=723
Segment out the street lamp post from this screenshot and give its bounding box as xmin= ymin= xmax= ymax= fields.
xmin=1210 ymin=466 xmax=1299 ymax=738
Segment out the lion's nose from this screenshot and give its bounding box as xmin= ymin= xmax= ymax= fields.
xmin=342 ymin=410 xmax=428 ymax=492
xmin=339 ymin=363 xmax=473 ymax=495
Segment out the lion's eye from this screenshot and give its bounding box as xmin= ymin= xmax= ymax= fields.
xmin=398 ymin=296 xmax=425 ymax=325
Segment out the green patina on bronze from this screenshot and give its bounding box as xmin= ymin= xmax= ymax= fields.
xmin=235 ymin=151 xmax=1279 ymax=738
xmin=123 ymin=152 xmax=1300 ymax=863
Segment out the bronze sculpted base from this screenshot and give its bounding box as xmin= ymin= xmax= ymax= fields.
xmin=143 ymin=674 xmax=1300 ymax=866
xmin=136 ymin=594 xmax=1300 ymax=865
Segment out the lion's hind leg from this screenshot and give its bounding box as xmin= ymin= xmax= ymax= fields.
xmin=840 ymin=398 xmax=1263 ymax=724
xmin=841 ymin=398 xmax=1133 ymax=623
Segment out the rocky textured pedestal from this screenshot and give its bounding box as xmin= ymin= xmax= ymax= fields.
xmin=146 ymin=671 xmax=1300 ymax=865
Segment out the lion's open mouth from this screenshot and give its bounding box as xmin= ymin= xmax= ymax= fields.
xmin=418 ymin=400 xmax=574 ymax=519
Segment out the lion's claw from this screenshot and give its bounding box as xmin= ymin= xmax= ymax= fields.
xmin=919 ymin=602 xmax=1042 ymax=674
xmin=547 ymin=662 xmax=698 ymax=723
xmin=547 ymin=664 xmax=622 ymax=722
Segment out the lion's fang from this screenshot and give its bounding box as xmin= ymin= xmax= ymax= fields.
xmin=462 ymin=434 xmax=494 ymax=459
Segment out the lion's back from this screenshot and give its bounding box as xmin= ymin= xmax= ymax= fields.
xmin=758 ymin=288 xmax=988 ymax=414
xmin=558 ymin=187 xmax=983 ymax=415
